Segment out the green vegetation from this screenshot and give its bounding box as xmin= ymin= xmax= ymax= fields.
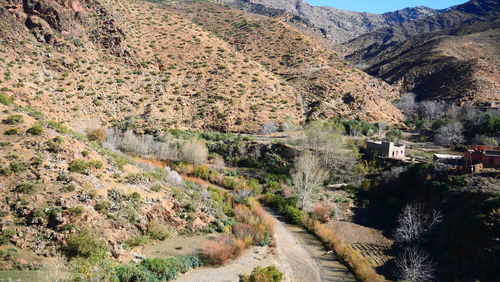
xmin=0 ymin=93 xmax=13 ymax=105
xmin=240 ymin=265 xmax=284 ymax=282
xmin=14 ymin=182 xmax=37 ymax=194
xmin=65 ymin=228 xmax=108 ymax=259
xmin=114 ymin=256 xmax=202 ymax=281
xmin=2 ymin=114 xmax=23 ymax=124
xmin=68 ymin=159 xmax=103 ymax=173
xmin=27 ymin=123 xmax=44 ymax=135
xmin=0 ymin=229 xmax=15 ymax=245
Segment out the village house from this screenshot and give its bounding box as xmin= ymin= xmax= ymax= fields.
xmin=367 ymin=141 xmax=406 ymax=159
xmin=464 ymin=145 xmax=500 ymax=170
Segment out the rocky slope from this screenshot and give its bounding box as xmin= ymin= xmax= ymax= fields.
xmin=365 ymin=20 xmax=500 ymax=104
xmin=213 ymin=0 xmax=439 ymax=44
xmin=0 ymin=104 xmax=227 ymax=269
xmin=167 ymin=1 xmax=403 ymax=123
xmin=0 ymin=0 xmax=404 ymax=134
xmin=345 ymin=0 xmax=500 ymax=65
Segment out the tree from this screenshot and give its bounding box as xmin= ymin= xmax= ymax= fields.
xmin=292 ymin=151 xmax=328 ymax=209
xmin=396 ymin=93 xmax=417 ymax=117
xmin=396 ymin=247 xmax=436 ymax=282
xmin=181 ymin=139 xmax=208 ymax=165
xmin=394 ymin=203 xmax=442 ymax=244
xmin=261 ymin=122 xmax=278 ymax=135
xmin=434 ymin=122 xmax=464 ymax=147
xmin=419 ymin=101 xmax=444 ymax=124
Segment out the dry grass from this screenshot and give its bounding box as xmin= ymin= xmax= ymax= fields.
xmin=302 ymin=218 xmax=386 ymax=282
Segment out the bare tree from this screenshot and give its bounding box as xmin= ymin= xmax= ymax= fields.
xmin=395 ymin=202 xmax=442 ymax=244
xmin=396 ymin=93 xmax=417 ymax=117
xmin=420 ymin=101 xmax=444 ymax=124
xmin=434 ymin=122 xmax=464 ymax=147
xmin=261 ymin=122 xmax=278 ymax=135
xmin=181 ymin=139 xmax=208 ymax=165
xmin=292 ymin=151 xmax=328 ymax=209
xmin=396 ymin=247 xmax=436 ymax=282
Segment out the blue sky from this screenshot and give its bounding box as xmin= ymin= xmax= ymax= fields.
xmin=306 ymin=0 xmax=467 ymax=14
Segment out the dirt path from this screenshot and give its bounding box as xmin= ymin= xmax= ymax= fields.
xmin=175 ymin=210 xmax=356 ymax=282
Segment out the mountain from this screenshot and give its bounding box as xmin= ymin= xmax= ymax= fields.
xmin=343 ymin=0 xmax=500 ymax=104
xmin=364 ymin=20 xmax=499 ymax=104
xmin=166 ymin=1 xmax=403 ymax=123
xmin=345 ymin=0 xmax=500 ymax=65
xmin=212 ymin=0 xmax=440 ymax=43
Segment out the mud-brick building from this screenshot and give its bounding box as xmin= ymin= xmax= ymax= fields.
xmin=367 ymin=141 xmax=406 ymax=159
xmin=464 ymin=145 xmax=500 ymax=169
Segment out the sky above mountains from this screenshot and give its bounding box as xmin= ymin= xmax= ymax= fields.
xmin=306 ymin=0 xmax=467 ymax=14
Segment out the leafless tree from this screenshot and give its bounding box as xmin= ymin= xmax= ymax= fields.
xmin=395 ymin=202 xmax=442 ymax=244
xmin=420 ymin=101 xmax=445 ymax=124
xmin=181 ymin=139 xmax=208 ymax=165
xmin=261 ymin=122 xmax=278 ymax=135
xmin=292 ymin=151 xmax=328 ymax=209
xmin=396 ymin=247 xmax=436 ymax=282
xmin=434 ymin=122 xmax=464 ymax=147
xmin=396 ymin=93 xmax=418 ymax=117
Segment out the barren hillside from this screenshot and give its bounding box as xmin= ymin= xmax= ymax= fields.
xmin=167 ymin=1 xmax=403 ymax=123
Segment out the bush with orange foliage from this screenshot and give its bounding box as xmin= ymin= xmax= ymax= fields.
xmin=201 ymin=199 xmax=276 ymax=265
xmin=313 ymin=204 xmax=330 ymax=223
xmin=201 ymin=235 xmax=245 ymax=265
xmin=87 ymin=128 xmax=107 ymax=144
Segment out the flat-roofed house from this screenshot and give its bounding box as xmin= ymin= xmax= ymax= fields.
xmin=367 ymin=141 xmax=406 ymax=159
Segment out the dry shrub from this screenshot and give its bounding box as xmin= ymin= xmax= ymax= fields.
xmin=87 ymin=128 xmax=107 ymax=144
xmin=201 ymin=235 xmax=244 ymax=265
xmin=313 ymin=204 xmax=330 ymax=223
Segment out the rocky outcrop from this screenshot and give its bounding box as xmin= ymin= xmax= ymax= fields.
xmin=1 ymin=0 xmax=132 ymax=57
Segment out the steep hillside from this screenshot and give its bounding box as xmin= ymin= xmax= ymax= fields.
xmin=345 ymin=0 xmax=500 ymax=65
xmin=365 ymin=21 xmax=500 ymax=103
xmin=0 ymin=0 xmax=404 ymax=134
xmin=0 ymin=103 xmax=228 ymax=269
xmin=212 ymin=0 xmax=439 ymax=44
xmin=0 ymin=0 xmax=306 ymax=133
xmin=167 ymin=1 xmax=403 ymax=123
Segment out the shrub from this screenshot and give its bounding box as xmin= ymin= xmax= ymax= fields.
xmin=124 ymin=235 xmax=150 ymax=249
xmin=114 ymin=264 xmax=158 ymax=282
xmin=0 ymin=229 xmax=15 ymax=245
xmin=241 ymin=265 xmax=284 ymax=282
xmin=201 ymin=235 xmax=244 ymax=265
xmin=0 ymin=93 xmax=13 ymax=105
xmin=65 ymin=228 xmax=107 ymax=258
xmin=141 ymin=257 xmax=180 ymax=281
xmin=9 ymin=161 xmax=26 ymax=173
xmin=68 ymin=159 xmax=103 ymax=174
xmin=14 ymin=182 xmax=37 ymax=194
xmin=4 ymin=128 xmax=19 ymax=135
xmin=88 ymin=128 xmax=107 ymax=144
xmin=313 ymin=205 xmax=330 ymax=223
xmin=2 ymin=114 xmax=23 ymax=124
xmin=147 ymin=221 xmax=171 ymax=240
xmin=0 ymin=166 xmax=11 ymax=176
xmin=27 ymin=123 xmax=43 ymax=135
xmin=95 ymin=201 xmax=110 ymax=213
xmin=46 ymin=137 xmax=64 ymax=153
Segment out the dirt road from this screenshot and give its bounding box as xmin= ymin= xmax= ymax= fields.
xmin=175 ymin=211 xmax=355 ymax=282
